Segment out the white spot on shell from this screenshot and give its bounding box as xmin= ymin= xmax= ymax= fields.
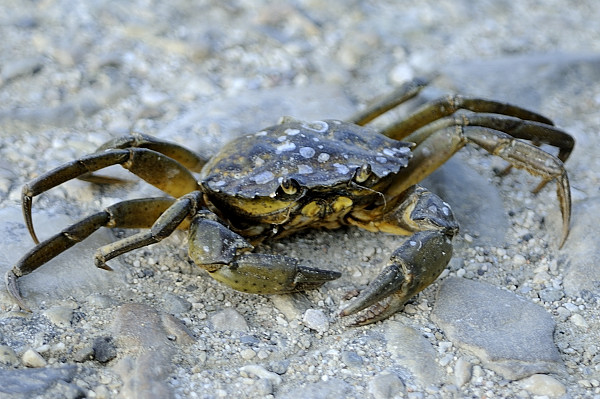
xmin=251 ymin=171 xmax=275 ymax=184
xmin=318 ymin=153 xmax=330 ymax=162
xmin=255 ymin=131 xmax=267 ymax=136
xmin=299 ymin=147 xmax=316 ymax=158
xmin=442 ymin=206 xmax=450 ymax=216
xmin=376 ymin=156 xmax=388 ymax=164
xmin=383 ymin=148 xmax=396 ymax=157
xmin=298 ymin=164 xmax=313 ymax=174
xmin=302 ymin=120 xmax=329 ymax=133
xmin=285 ymin=128 xmax=300 ymax=135
xmin=398 ymin=147 xmax=411 ymax=154
xmin=254 ymin=156 xmax=265 ymax=167
xmin=333 ymin=163 xmax=349 ymax=174
xmin=277 ymin=135 xmax=287 ymax=142
xmin=213 ymin=180 xmax=226 ymax=187
xmin=276 ymin=142 xmax=296 ymax=153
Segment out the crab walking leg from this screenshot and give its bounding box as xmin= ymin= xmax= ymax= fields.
xmin=348 ymin=77 xmax=428 ymax=125
xmin=386 ymin=125 xmax=571 ymax=246
xmin=403 ymin=113 xmax=575 ymax=194
xmin=23 ymin=148 xmax=199 ymax=244
xmin=380 ymin=95 xmax=554 ymax=140
xmin=187 ymin=212 xmax=341 ymax=294
xmin=5 ymin=197 xmax=176 ymax=310
xmin=405 ymin=113 xmax=575 ymax=164
xmin=343 ymin=186 xmax=458 ymax=325
xmin=93 ymin=191 xmax=203 ymax=269
xmin=95 ymin=132 xmax=207 ymax=172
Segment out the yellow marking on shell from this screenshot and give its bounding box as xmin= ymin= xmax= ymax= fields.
xmin=229 ymin=197 xmax=294 ymax=220
xmin=301 ymin=201 xmax=322 ymax=217
xmin=331 ymin=196 xmax=353 ymax=213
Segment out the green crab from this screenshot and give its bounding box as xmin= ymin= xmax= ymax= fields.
xmin=5 ymin=78 xmax=573 ymax=325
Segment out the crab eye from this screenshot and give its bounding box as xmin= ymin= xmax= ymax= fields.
xmin=353 ymin=163 xmax=372 ymax=183
xmin=279 ymin=178 xmax=300 ymax=195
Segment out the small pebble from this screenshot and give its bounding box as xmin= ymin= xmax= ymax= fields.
xmin=368 ymin=373 xmax=405 ymax=399
xmin=519 ymin=374 xmax=566 ymax=397
xmin=268 ymin=359 xmax=290 ymax=375
xmin=0 ymin=345 xmax=19 ymax=366
xmin=454 ymin=357 xmax=472 ymax=387
xmin=210 ymin=308 xmax=249 ymax=331
xmin=73 ymin=345 xmax=95 ymax=363
xmin=22 ymin=348 xmax=47 ymax=368
xmin=570 ymin=313 xmax=589 ymax=328
xmin=257 ymin=350 xmax=270 ymax=360
xmin=513 ymin=254 xmax=527 ymax=265
xmin=162 ymin=292 xmax=192 ymax=315
xmin=302 ymin=309 xmax=329 ymax=333
xmin=240 ymin=364 xmax=282 ymax=385
xmin=341 ymin=350 xmax=364 ymax=368
xmin=240 ymin=348 xmax=256 ymax=360
xmin=92 ymin=337 xmax=117 ymax=363
xmin=43 ymin=306 xmax=74 ymax=328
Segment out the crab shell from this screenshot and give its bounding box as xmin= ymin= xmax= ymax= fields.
xmin=200 ymin=117 xmax=413 ymax=201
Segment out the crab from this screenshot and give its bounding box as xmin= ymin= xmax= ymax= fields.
xmin=5 ymin=78 xmax=574 ymax=325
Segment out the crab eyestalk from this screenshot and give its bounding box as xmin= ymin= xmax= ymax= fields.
xmin=353 ymin=163 xmax=372 ymax=184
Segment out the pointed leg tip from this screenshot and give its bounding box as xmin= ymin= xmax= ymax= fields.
xmin=97 ymin=263 xmax=114 ymax=272
xmin=94 ymin=255 xmax=114 ymax=271
xmin=4 ymin=270 xmax=32 ymax=312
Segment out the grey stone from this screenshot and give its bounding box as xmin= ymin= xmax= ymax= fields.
xmin=42 ymin=306 xmax=74 ymax=328
xmin=161 ymin=292 xmax=192 ymax=315
xmin=268 ymin=359 xmax=290 ymax=375
xmin=157 ymin=84 xmax=354 ymax=160
xmin=538 ymin=288 xmax=565 ymax=303
xmin=519 ymin=374 xmax=566 ymax=397
xmin=73 ymin=345 xmax=95 ymax=363
xmin=432 ymin=277 xmax=563 ymax=379
xmin=239 ymin=364 xmax=282 ymax=385
xmin=0 ymin=365 xmax=76 ymax=395
xmin=368 ymin=372 xmax=406 ymax=399
xmin=92 ymin=336 xmax=117 ymax=363
xmin=270 ymin=292 xmax=314 ymax=321
xmin=341 ymin=350 xmax=364 ymax=368
xmin=422 ymin=157 xmax=508 ymax=246
xmin=385 ymin=321 xmax=443 ymax=387
xmin=21 ymin=348 xmax=47 ymax=368
xmin=440 ymin=53 xmax=600 ymax=109
xmin=210 ymin=307 xmax=249 ymax=331
xmin=302 ymin=309 xmax=330 ymax=333
xmin=453 ymin=357 xmax=472 ymax=387
xmin=111 ymin=303 xmax=194 ymax=399
xmin=0 ymin=344 xmax=19 ymax=366
xmin=562 ymin=196 xmax=600 ymax=301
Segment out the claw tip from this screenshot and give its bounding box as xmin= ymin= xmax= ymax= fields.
xmin=4 ymin=270 xmax=32 ymax=312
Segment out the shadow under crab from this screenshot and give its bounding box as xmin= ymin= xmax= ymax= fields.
xmin=6 ymin=78 xmax=574 ymax=325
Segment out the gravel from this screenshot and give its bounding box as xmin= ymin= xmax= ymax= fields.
xmin=1 ymin=0 xmax=600 ymax=398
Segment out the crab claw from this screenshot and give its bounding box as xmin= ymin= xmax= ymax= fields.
xmin=209 ymin=253 xmax=341 ymax=295
xmin=340 ymin=230 xmax=452 ymax=326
